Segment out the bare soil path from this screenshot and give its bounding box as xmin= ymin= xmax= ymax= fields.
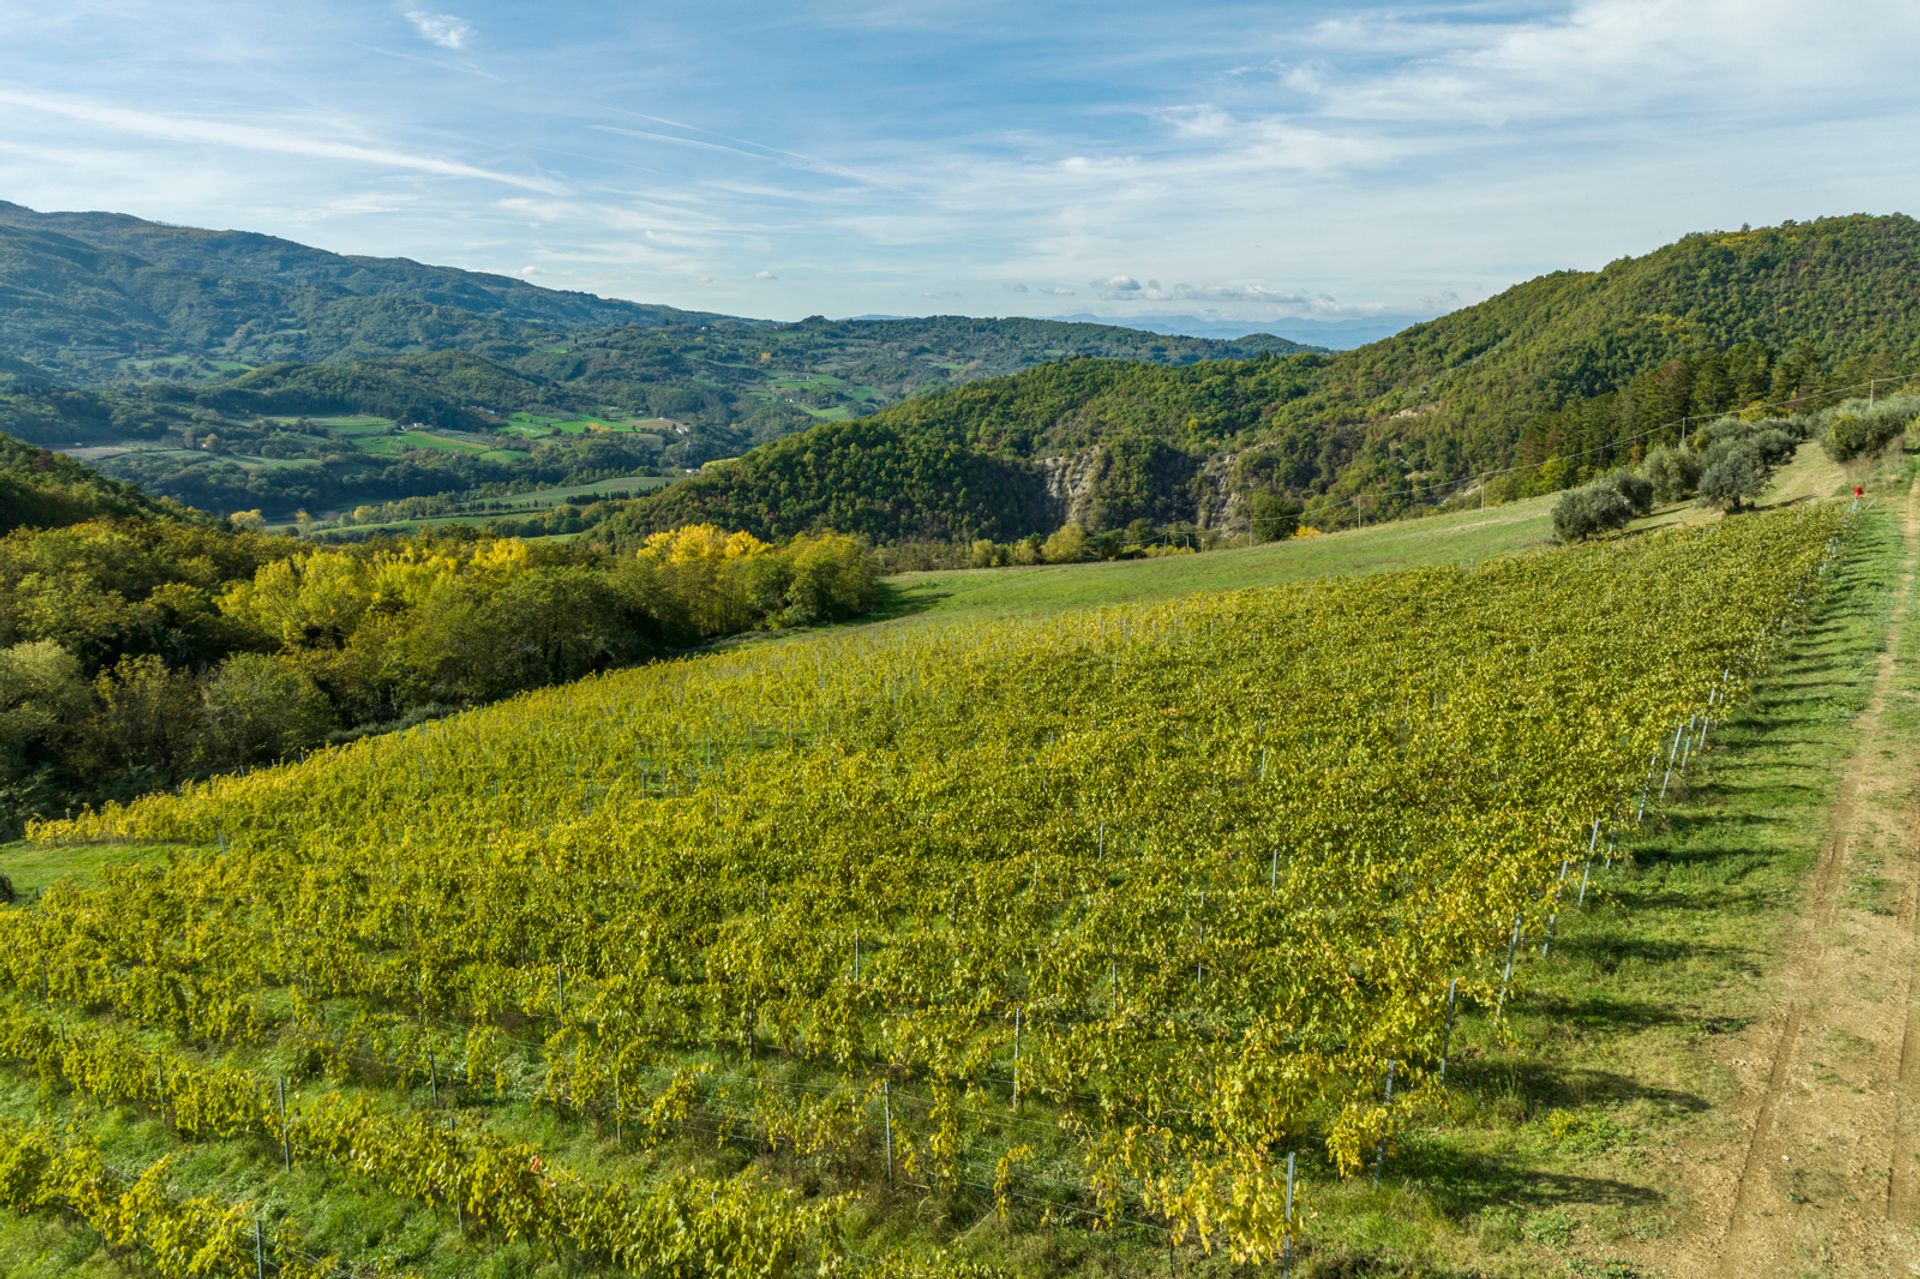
xmin=1695 ymin=478 xmax=1920 ymax=1275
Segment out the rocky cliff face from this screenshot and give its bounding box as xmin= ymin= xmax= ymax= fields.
xmin=1039 ymin=446 xmax=1254 ymax=534
xmin=1193 ymin=452 xmax=1245 ymax=533
xmin=1038 ymin=452 xmax=1100 ymax=528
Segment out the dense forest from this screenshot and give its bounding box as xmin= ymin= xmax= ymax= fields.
xmin=611 ymin=215 xmax=1920 ymax=543
xmin=0 ymin=433 xmax=880 ymax=835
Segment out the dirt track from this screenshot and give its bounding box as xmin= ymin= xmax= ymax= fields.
xmin=1687 ymin=478 xmax=1920 ymax=1276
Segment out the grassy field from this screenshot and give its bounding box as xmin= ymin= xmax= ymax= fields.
xmin=0 ymin=840 xmax=166 ymax=898
xmin=305 ymin=474 xmax=679 ymax=537
xmin=264 ymin=414 xmax=392 ymax=432
xmin=500 ymin=412 xmax=675 ymax=439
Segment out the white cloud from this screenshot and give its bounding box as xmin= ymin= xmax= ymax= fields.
xmin=1172 ymin=282 xmax=1312 ymax=306
xmin=1095 ymin=274 xmax=1141 ymax=292
xmin=1154 ymin=104 xmax=1232 ymax=137
xmin=0 ymin=86 xmax=561 ymax=193
xmin=404 ymin=10 xmax=472 ymax=51
xmin=755 ymin=269 xmax=778 ymax=279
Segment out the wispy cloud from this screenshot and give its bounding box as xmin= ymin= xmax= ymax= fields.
xmin=404 ymin=10 xmax=472 ymax=51
xmin=0 ymin=86 xmax=563 ymax=193
xmin=4 ymin=1 xmax=1918 ymax=325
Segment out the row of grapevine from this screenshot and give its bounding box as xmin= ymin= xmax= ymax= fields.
xmin=0 ymin=996 xmax=849 ymax=1275
xmin=0 ymin=1113 xmax=406 ymax=1279
xmin=5 ymin=503 xmax=1852 ymax=1266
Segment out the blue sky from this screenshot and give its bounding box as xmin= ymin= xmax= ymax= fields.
xmin=2 ymin=1 xmax=1917 ymax=336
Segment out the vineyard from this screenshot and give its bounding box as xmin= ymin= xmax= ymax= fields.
xmin=1 ymin=502 xmax=1852 ymax=1277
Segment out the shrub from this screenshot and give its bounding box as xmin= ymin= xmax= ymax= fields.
xmin=1041 ymin=523 xmax=1090 ymax=564
xmin=1695 ymin=415 xmax=1799 ymax=465
xmin=197 ymin=652 xmax=333 ymax=769
xmin=1248 ymin=491 xmax=1303 ymax=542
xmin=1696 ymin=440 xmax=1769 ymax=512
xmin=1640 ymin=446 xmax=1702 ymax=503
xmin=1820 ymin=394 xmax=1917 ymax=462
xmin=1552 ymin=480 xmax=1634 ymax=542
xmin=1605 ymin=470 xmax=1655 ymax=516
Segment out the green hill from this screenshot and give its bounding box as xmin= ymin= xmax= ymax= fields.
xmin=0 ymin=431 xmax=181 ymax=532
xmin=610 ymin=214 xmax=1919 ymax=543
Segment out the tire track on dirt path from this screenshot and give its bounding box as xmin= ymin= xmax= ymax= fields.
xmin=1711 ymin=476 xmax=1920 ymax=1277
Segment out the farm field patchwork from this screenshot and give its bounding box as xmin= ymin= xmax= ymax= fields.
xmin=0 ymin=503 xmax=1853 ymax=1276
xmin=501 ymin=412 xmax=677 ymax=439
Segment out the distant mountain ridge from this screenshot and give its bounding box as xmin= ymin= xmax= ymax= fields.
xmin=0 ymin=201 xmax=1315 ymax=383
xmin=0 ymin=199 xmax=738 ymax=382
xmin=1048 ymin=312 xmax=1430 ymax=348
xmin=0 ymin=201 xmax=1318 ymax=517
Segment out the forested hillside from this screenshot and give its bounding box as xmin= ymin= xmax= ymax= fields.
xmin=0 ymin=432 xmax=181 ymax=533
xmin=0 ymin=439 xmax=880 ymax=834
xmin=614 ymin=215 xmax=1920 ymax=544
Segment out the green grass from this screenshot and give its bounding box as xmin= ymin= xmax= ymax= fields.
xmin=351 ymin=430 xmax=494 ymax=457
xmin=308 ymin=475 xmax=677 ymax=537
xmin=501 ymin=412 xmax=665 ymax=439
xmin=883 ymin=493 xmax=1564 ymax=627
xmin=0 ymin=839 xmax=176 ymax=897
xmin=264 ymin=414 xmax=392 ymax=432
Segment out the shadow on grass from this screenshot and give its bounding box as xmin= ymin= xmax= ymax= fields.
xmin=1455 ymin=1058 xmax=1710 ymax=1114
xmin=862 ymin=579 xmax=951 ymax=623
xmin=1404 ymin=1136 xmax=1668 ymax=1215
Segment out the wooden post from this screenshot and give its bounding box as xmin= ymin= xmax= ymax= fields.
xmin=1012 ymin=1006 xmax=1022 ymax=1110
xmin=1542 ymin=857 xmax=1572 ymax=957
xmin=449 ymin=1114 xmax=463 ymax=1230
xmin=1659 ymin=722 xmax=1684 ymax=798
